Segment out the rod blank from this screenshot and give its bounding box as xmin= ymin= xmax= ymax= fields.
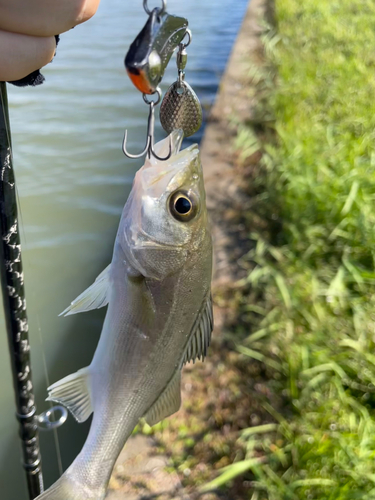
xmin=0 ymin=82 xmax=44 ymax=499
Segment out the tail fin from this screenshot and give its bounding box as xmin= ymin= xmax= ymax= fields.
xmin=36 ymin=477 xmax=71 ymax=500
xmin=36 ymin=476 xmax=81 ymax=500
xmin=36 ymin=472 xmax=106 ymax=500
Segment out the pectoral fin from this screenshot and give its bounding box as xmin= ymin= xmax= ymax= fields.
xmin=182 ymin=294 xmax=213 ymax=366
xmin=144 ymin=370 xmax=181 ymax=426
xmin=59 ymin=265 xmax=111 ymax=316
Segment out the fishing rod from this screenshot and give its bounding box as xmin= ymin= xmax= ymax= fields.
xmin=0 ymin=82 xmax=67 ymax=500
xmin=0 ymin=81 xmax=44 ymax=498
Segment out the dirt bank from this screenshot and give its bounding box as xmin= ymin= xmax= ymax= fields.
xmin=106 ymin=0 xmax=269 ymax=498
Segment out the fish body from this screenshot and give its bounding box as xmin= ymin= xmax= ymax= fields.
xmin=36 ymin=131 xmax=213 ymax=500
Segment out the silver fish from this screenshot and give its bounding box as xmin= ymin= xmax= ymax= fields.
xmin=36 ymin=130 xmax=213 ymax=500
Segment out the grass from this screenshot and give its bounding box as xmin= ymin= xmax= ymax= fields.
xmin=202 ymin=0 xmax=375 ymax=498
xmin=138 ymin=346 xmax=269 ymax=500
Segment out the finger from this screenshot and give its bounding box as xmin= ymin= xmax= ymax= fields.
xmin=75 ymin=0 xmax=101 ymax=26
xmin=0 ymin=0 xmax=101 ymax=37
xmin=0 ymin=30 xmax=56 ymax=82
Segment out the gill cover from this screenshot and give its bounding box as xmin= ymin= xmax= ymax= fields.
xmin=125 ymin=8 xmax=188 ymax=94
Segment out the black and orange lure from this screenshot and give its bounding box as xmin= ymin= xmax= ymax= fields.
xmin=125 ymin=6 xmax=188 ymax=95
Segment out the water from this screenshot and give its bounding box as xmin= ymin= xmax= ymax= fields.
xmin=1 ymin=1 xmax=248 ymax=497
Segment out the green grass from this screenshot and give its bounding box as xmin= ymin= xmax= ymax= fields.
xmin=204 ymin=1 xmax=375 ymax=498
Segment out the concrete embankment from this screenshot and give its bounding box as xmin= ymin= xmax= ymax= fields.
xmin=106 ymin=0 xmax=268 ymax=498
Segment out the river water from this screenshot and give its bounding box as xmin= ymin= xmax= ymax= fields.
xmin=1 ymin=1 xmax=248 ymax=498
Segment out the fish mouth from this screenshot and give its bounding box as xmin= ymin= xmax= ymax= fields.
xmin=138 ymin=131 xmax=200 ymax=198
xmin=140 ymin=145 xmax=200 ymax=201
xmin=147 ymin=129 xmax=185 ymax=164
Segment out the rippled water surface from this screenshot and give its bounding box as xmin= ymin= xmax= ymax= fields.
xmin=1 ymin=1 xmax=248 ymax=497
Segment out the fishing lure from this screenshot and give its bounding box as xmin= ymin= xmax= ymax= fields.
xmin=123 ymin=0 xmax=203 ymax=160
xmin=125 ymin=1 xmax=188 ymax=95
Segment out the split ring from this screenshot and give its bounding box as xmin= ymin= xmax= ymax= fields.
xmin=143 ymin=87 xmax=162 ymax=106
xmin=180 ymin=29 xmax=192 ymax=49
xmin=143 ymin=0 xmax=167 ymax=15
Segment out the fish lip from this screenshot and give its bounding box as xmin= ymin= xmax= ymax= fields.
xmin=142 ymin=143 xmax=200 ymax=186
xmin=138 ymin=140 xmax=200 ymax=202
xmin=146 ymin=129 xmax=185 ymax=164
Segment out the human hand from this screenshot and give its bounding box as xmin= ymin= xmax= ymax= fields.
xmin=0 ymin=0 xmax=101 ymax=82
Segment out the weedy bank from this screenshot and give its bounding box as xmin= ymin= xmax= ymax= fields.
xmin=202 ymin=0 xmax=375 ymax=499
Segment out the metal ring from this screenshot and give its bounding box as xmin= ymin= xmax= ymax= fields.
xmin=180 ymin=29 xmax=192 ymax=49
xmin=23 ymin=458 xmax=41 ymax=471
xmin=16 ymin=406 xmax=36 ymax=421
xmin=143 ymin=0 xmax=167 ymax=15
xmin=143 ymin=87 xmax=162 ymax=106
xmin=36 ymin=406 xmax=68 ymax=431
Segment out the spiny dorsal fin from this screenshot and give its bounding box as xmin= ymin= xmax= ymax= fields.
xmin=59 ymin=264 xmax=111 ymax=317
xmin=144 ymin=370 xmax=181 ymax=427
xmin=182 ymin=294 xmax=213 ymax=366
xmin=46 ymin=367 xmax=92 ymax=423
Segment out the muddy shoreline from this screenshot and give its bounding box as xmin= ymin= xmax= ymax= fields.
xmin=106 ymin=0 xmax=268 ymax=498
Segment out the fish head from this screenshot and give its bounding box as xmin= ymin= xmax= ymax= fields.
xmin=120 ymin=130 xmax=210 ymax=279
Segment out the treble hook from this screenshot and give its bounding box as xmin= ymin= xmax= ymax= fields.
xmin=122 ymin=89 xmax=172 ymax=161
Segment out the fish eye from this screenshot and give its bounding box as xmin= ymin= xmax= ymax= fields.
xmin=169 ymin=191 xmax=198 ymax=222
xmin=175 ymin=197 xmax=191 ymax=214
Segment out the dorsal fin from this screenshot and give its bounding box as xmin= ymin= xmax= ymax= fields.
xmin=144 ymin=370 xmax=181 ymax=426
xmin=182 ymin=294 xmax=213 ymax=366
xmin=59 ymin=264 xmax=111 ymax=317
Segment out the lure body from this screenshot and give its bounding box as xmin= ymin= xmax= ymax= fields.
xmin=125 ymin=8 xmax=188 ymax=94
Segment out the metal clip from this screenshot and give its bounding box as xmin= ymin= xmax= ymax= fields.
xmin=36 ymin=406 xmax=68 ymax=431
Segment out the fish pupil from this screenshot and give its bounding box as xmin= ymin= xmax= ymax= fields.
xmin=175 ymin=197 xmax=191 ymax=214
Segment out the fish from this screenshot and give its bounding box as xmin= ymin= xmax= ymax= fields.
xmin=36 ymin=130 xmax=213 ymax=500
